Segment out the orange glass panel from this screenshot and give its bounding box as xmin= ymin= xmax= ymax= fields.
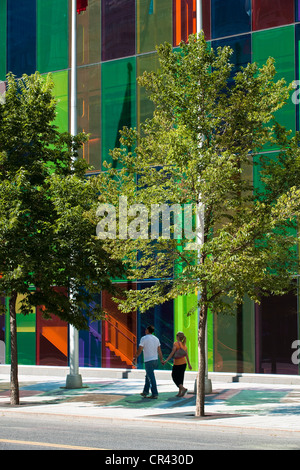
xmin=173 ymin=0 xmax=196 ymax=46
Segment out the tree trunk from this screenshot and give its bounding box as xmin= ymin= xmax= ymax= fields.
xmin=9 ymin=292 xmax=19 ymax=405
xmin=195 ymin=303 xmax=207 ymax=417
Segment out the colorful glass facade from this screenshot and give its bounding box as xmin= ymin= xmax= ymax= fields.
xmin=0 ymin=0 xmax=299 ymax=376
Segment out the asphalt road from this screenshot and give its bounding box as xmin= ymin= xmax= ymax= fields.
xmin=0 ymin=412 xmax=300 ymax=451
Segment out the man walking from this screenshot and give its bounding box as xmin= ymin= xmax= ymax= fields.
xmin=133 ymin=325 xmax=163 ymax=399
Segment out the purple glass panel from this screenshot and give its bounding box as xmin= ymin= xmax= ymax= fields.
xmin=101 ymin=0 xmax=135 ymax=61
xmin=255 ymin=293 xmax=298 ymax=375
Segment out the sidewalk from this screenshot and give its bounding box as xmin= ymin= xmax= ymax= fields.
xmin=1 ymin=367 xmax=300 ymax=434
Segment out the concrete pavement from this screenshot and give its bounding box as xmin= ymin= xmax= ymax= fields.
xmin=0 ymin=366 xmax=300 ymax=434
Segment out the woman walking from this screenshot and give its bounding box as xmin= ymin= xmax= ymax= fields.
xmin=163 ymin=332 xmax=192 ymax=397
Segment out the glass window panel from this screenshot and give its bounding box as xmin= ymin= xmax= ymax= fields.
xmin=16 ymin=295 xmax=36 ymax=365
xmin=241 ymin=297 xmax=255 ymax=373
xmin=77 ymin=0 xmax=101 ymax=67
xmin=0 ymin=0 xmax=6 ymax=80
xmin=79 ymin=319 xmax=102 ymax=367
xmin=53 ymin=70 xmax=69 ymax=133
xmin=101 ymin=0 xmax=135 ymax=61
xmin=36 ymin=308 xmax=68 ymax=366
xmin=211 ymin=0 xmax=251 ymax=39
xmin=137 ymin=282 xmax=173 ymax=370
xmin=173 ymin=0 xmax=196 ymax=47
xmin=214 ymin=305 xmax=237 ymax=373
xmin=137 ymin=0 xmax=172 ymax=54
xmin=202 ymin=0 xmax=211 ymax=40
xmin=252 ymin=26 xmax=296 ymax=150
xmin=0 ymin=297 xmax=5 ymax=364
xmin=255 ymin=293 xmax=298 ymax=374
xmin=137 ymin=53 xmax=159 ymax=130
xmin=37 ymin=0 xmax=68 ymax=73
xmin=252 ymin=0 xmax=295 ymax=31
xmin=101 ymin=58 xmax=136 ymax=170
xmin=79 ymin=293 xmax=102 ymax=367
xmin=296 ymin=24 xmax=300 ymax=131
xmin=7 ymin=0 xmax=36 ymax=78
xmin=212 ymin=34 xmax=251 ymax=79
xmin=102 ymin=284 xmax=137 ymax=369
xmin=174 ymin=293 xmax=199 ymax=371
xmin=77 ymin=65 xmax=101 ymax=172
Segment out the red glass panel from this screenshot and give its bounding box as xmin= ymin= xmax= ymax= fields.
xmin=252 ymin=0 xmax=294 ymax=31
xmin=77 ymin=0 xmax=88 ymax=14
xmin=102 ymin=284 xmax=137 ymax=369
xmin=202 ymin=0 xmax=211 ymax=40
xmin=36 ymin=288 xmax=68 ymax=366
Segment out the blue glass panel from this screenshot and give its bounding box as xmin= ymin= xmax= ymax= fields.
xmin=79 ymin=294 xmax=102 ymax=367
xmin=79 ymin=320 xmax=102 ymax=367
xmin=0 ymin=0 xmax=6 ymax=80
xmin=212 ymin=34 xmax=251 ymax=81
xmin=211 ymin=0 xmax=251 ymax=39
xmin=7 ymin=0 xmax=36 ymax=77
xmin=137 ymin=282 xmax=174 ymax=370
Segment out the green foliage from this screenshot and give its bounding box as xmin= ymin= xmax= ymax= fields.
xmin=97 ymin=34 xmax=300 ymax=317
xmin=0 ymin=72 xmax=126 ymax=329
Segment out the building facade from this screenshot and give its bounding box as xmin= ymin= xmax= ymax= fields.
xmin=0 ymin=0 xmax=299 ymax=376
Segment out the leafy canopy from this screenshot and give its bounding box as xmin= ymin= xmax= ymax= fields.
xmin=0 ymin=72 xmax=126 ymax=329
xmin=96 ymin=34 xmax=300 ymax=316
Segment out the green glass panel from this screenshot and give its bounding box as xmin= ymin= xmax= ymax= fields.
xmin=137 ymin=0 xmax=172 ymax=54
xmin=37 ymin=0 xmax=68 ymax=73
xmin=252 ymin=26 xmax=296 ymax=151
xmin=77 ymin=0 xmax=101 ymax=66
xmin=137 ymin=53 xmax=159 ymax=130
xmin=5 ymin=298 xmax=9 ymax=363
xmin=101 ymin=57 xmax=136 ymax=170
xmin=214 ymin=304 xmax=237 ymax=373
xmin=174 ymin=293 xmax=198 ymax=371
xmin=207 ymin=309 xmax=213 ymax=372
xmin=0 ymin=0 xmax=6 ymax=80
xmin=5 ymin=295 xmax=36 ymax=365
xmin=77 ymin=64 xmax=101 ymax=171
xmin=242 ymin=296 xmax=255 ymax=373
xmin=52 ymin=70 xmax=68 ymax=133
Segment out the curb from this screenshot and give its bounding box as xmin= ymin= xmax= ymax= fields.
xmin=2 ymin=364 xmax=300 ymax=385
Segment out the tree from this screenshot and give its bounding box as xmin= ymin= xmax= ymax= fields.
xmin=96 ymin=34 xmax=300 ymax=416
xmin=0 ymin=73 xmax=126 ymax=405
